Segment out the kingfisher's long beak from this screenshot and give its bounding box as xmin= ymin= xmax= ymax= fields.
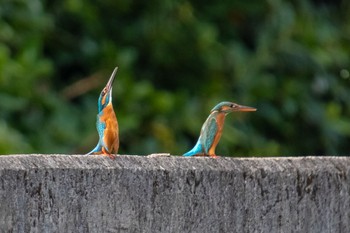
xmin=236 ymin=104 xmax=257 ymax=112
xmin=105 ymin=67 xmax=118 ymax=92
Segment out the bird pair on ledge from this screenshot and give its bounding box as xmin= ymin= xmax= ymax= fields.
xmin=86 ymin=67 xmax=256 ymax=159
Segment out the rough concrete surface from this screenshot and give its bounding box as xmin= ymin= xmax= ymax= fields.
xmin=0 ymin=155 xmax=349 ymax=233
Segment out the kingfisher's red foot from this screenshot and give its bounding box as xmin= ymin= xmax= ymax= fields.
xmin=209 ymin=154 xmax=219 ymax=159
xmin=102 ymin=148 xmax=116 ymax=160
xmin=101 ymin=152 xmax=116 ymax=160
xmin=106 ymin=153 xmax=116 ymax=160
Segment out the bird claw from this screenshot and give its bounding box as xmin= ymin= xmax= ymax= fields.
xmin=209 ymin=154 xmax=219 ymax=159
xmin=106 ymin=153 xmax=116 ymax=160
xmin=101 ymin=147 xmax=116 ymax=160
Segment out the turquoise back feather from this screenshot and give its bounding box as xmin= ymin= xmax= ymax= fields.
xmin=183 ymin=112 xmax=219 ymax=156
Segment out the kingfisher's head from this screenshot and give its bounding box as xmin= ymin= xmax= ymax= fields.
xmin=211 ymin=101 xmax=257 ymax=114
xmin=98 ymin=67 xmax=118 ymax=113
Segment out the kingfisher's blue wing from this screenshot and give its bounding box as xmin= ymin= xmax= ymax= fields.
xmin=200 ymin=115 xmax=218 ymax=153
xmin=84 ymin=115 xmax=106 ymax=155
xmin=97 ymin=114 xmax=109 ymax=146
xmin=183 ymin=113 xmax=218 ymax=156
xmin=96 ymin=115 xmax=106 ymax=140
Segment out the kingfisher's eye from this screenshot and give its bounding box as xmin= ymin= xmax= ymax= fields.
xmin=230 ymin=104 xmax=234 ymax=108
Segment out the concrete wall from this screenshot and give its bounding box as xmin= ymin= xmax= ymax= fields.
xmin=0 ymin=155 xmax=349 ymax=233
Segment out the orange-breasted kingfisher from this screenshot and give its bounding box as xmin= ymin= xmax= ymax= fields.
xmin=183 ymin=101 xmax=256 ymax=158
xmin=86 ymin=67 xmax=119 ymax=159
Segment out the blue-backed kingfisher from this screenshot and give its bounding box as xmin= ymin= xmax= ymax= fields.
xmin=86 ymin=67 xmax=119 ymax=159
xmin=183 ymin=101 xmax=256 ymax=158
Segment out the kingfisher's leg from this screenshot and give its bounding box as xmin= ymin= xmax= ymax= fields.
xmin=102 ymin=147 xmax=116 ymax=160
xmin=208 ymin=146 xmax=219 ymax=158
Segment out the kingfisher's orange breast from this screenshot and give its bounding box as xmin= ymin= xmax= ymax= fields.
xmin=100 ymin=103 xmax=119 ymax=153
xmin=208 ymin=113 xmax=226 ymax=155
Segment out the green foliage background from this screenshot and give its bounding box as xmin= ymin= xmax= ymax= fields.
xmin=0 ymin=0 xmax=349 ymax=156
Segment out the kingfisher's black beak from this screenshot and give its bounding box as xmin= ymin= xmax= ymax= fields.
xmin=105 ymin=67 xmax=118 ymax=93
xmin=235 ymin=104 xmax=257 ymax=112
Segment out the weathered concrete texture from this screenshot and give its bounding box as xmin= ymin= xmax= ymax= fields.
xmin=0 ymin=155 xmax=349 ymax=233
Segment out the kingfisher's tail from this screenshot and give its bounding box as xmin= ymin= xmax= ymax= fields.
xmin=85 ymin=143 xmax=102 ymax=155
xmin=183 ymin=140 xmax=203 ymax=157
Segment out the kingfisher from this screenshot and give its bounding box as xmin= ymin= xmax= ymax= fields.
xmin=183 ymin=101 xmax=256 ymax=158
xmin=86 ymin=67 xmax=119 ymax=159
